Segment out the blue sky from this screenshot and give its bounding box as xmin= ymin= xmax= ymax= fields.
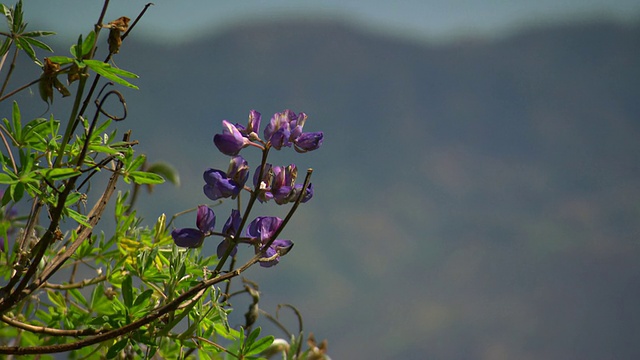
xmin=23 ymin=0 xmax=640 ymax=43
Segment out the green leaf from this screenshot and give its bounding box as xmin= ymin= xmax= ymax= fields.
xmin=20 ymin=30 xmax=56 ymax=37
xmin=21 ymin=118 xmax=54 ymax=147
xmin=87 ymin=144 xmax=120 ymax=155
xmin=39 ymin=168 xmax=80 ymax=181
xmin=64 ymin=191 xmax=83 ymax=207
xmin=245 ymin=327 xmax=262 ymax=351
xmin=68 ymin=288 xmax=89 ymax=308
xmin=146 ymin=162 xmax=180 ymax=186
xmin=11 ymin=101 xmax=21 ymax=140
xmin=0 ymin=37 xmax=12 ymax=57
xmin=12 ymin=0 xmax=23 ymax=34
xmin=1 ymin=4 xmax=10 ymax=19
xmin=133 ymin=289 xmax=153 ymax=308
xmin=47 ymin=290 xmax=66 ymax=309
xmin=6 ymin=182 xmax=24 ymax=202
xmin=48 ymin=55 xmax=73 ymax=65
xmin=64 ymin=208 xmax=91 ymax=227
xmin=90 ymin=284 xmax=112 ymax=314
xmin=122 ymin=274 xmax=133 ymax=308
xmin=0 ymin=172 xmax=17 ymax=184
xmin=126 ymin=171 xmax=165 ymax=185
xmin=14 ymin=37 xmax=37 ymax=63
xmin=71 ymin=33 xmax=83 ymax=59
xmin=84 ymin=59 xmax=139 ymax=89
xmin=106 ymin=338 xmax=128 ymax=359
xmin=21 ymin=36 xmax=53 ymax=52
xmin=82 ymin=31 xmax=95 ymax=56
xmin=246 ymin=335 xmax=275 ymax=356
xmin=127 ymin=154 xmax=146 ymax=172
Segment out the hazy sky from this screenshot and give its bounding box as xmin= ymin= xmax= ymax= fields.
xmin=23 ymin=0 xmax=640 ymax=43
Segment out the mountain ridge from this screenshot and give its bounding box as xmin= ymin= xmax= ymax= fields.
xmin=7 ymin=17 xmax=640 ymax=359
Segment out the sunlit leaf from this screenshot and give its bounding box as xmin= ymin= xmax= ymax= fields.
xmin=246 ymin=335 xmax=275 ymax=356
xmin=65 ymin=208 xmax=91 ymax=227
xmin=48 ymin=55 xmax=73 ymax=65
xmin=84 ymin=59 xmax=139 ymax=89
xmin=126 ymin=171 xmax=165 ymax=185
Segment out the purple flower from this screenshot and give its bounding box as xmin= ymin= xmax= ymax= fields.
xmin=291 ymin=182 xmax=314 ymax=203
xmin=196 ymin=205 xmax=216 ymax=233
xmin=216 ymin=209 xmax=242 ymax=259
xmin=294 ymin=132 xmax=323 ymax=152
xmin=260 ymin=239 xmax=294 ymax=267
xmin=245 ymin=110 xmax=262 ymax=138
xmin=253 ymin=163 xmax=275 ymax=203
xmin=247 ymin=216 xmax=283 ymax=242
xmin=214 ymin=120 xmax=251 ymax=156
xmin=171 ymin=205 xmax=216 ymax=248
xmin=253 ymin=163 xmax=312 ymax=204
xmin=246 ymin=216 xmax=293 ymax=267
xmin=171 ymin=228 xmax=205 ymax=248
xmin=235 ymin=110 xmax=262 ymax=139
xmin=270 ymin=166 xmax=294 ymax=205
xmin=264 ymin=110 xmax=293 ymax=149
xmin=227 ymin=156 xmax=250 ymax=186
xmin=203 ymin=156 xmax=249 ymax=200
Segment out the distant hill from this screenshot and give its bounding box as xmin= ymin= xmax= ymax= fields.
xmin=7 ymin=18 xmax=640 ymax=359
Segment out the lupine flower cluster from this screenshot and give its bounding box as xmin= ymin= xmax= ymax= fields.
xmin=171 ymin=110 xmax=323 ymax=267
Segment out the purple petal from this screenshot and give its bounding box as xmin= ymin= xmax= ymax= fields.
xmin=255 ymin=216 xmax=283 ymax=242
xmin=222 ymin=209 xmax=242 ymax=236
xmin=171 ymin=228 xmax=205 ymax=248
xmin=216 ymin=239 xmax=238 ymax=259
xmin=259 ymin=246 xmax=280 ymax=267
xmin=196 ymin=205 xmax=216 ymax=233
xmin=203 ymin=169 xmax=241 ymax=200
xmin=272 ymin=239 xmax=294 ymax=256
xmin=227 ymin=156 xmax=250 ymax=187
xmin=248 ymin=110 xmax=261 ymax=135
xmin=270 ymin=127 xmax=291 ymax=149
xmin=214 ymin=120 xmax=249 ymax=156
xmin=294 ymin=132 xmax=323 ymax=152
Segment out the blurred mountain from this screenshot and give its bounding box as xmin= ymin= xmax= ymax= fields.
xmin=10 ymin=18 xmax=640 ymax=359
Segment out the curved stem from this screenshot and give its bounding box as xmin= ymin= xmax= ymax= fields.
xmin=0 ymin=45 xmax=19 ymax=99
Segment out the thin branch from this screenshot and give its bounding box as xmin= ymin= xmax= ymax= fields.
xmin=1 ymin=315 xmax=103 ymax=337
xmin=0 ymin=45 xmax=19 ymax=99
xmin=42 ymin=275 xmax=106 ymax=290
xmin=0 ymin=126 xmax=17 ymax=173
xmin=0 ymin=77 xmax=40 ymax=103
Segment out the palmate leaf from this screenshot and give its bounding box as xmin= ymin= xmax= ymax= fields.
xmin=21 ymin=36 xmax=53 ymax=52
xmin=84 ymin=59 xmax=139 ymax=89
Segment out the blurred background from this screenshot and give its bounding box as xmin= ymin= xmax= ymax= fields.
xmin=8 ymin=0 xmax=640 ymax=358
